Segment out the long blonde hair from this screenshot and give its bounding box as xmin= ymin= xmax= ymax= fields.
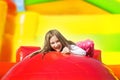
xmin=31 ymin=29 xmax=75 ymax=57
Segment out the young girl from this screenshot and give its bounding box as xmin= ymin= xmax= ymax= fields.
xmin=30 ymin=29 xmax=86 ymax=58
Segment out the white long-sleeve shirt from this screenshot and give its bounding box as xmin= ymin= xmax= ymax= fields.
xmin=70 ymin=45 xmax=86 ymax=56
xmin=23 ymin=45 xmax=86 ymax=61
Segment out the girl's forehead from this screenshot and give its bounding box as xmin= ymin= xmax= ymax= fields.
xmin=50 ymin=36 xmax=58 ymax=43
xmin=50 ymin=35 xmax=58 ymax=40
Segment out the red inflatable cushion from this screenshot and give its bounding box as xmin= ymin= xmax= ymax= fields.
xmin=2 ymin=52 xmax=116 ymax=80
xmin=16 ymin=46 xmax=40 ymax=62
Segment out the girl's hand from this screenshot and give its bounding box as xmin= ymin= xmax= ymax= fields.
xmin=61 ymin=47 xmax=70 ymax=54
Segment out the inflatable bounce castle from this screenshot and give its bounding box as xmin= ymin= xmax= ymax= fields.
xmin=0 ymin=0 xmax=120 ymax=79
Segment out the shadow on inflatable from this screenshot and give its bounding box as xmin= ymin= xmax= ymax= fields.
xmin=2 ymin=52 xmax=118 ymax=80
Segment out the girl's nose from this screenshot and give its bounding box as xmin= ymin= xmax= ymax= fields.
xmin=54 ymin=43 xmax=58 ymax=47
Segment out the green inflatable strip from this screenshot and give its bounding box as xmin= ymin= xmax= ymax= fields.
xmin=94 ymin=34 xmax=120 ymax=52
xmin=85 ymin=0 xmax=120 ymax=13
xmin=25 ymin=0 xmax=58 ymax=6
xmin=74 ymin=34 xmax=120 ymax=52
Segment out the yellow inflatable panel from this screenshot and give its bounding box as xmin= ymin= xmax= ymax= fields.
xmin=37 ymin=14 xmax=120 ymax=36
xmin=10 ymin=13 xmax=120 ymax=64
xmin=102 ymin=52 xmax=120 ymax=65
xmin=12 ymin=11 xmax=40 ymax=61
xmin=26 ymin=1 xmax=109 ymax=14
xmin=0 ymin=1 xmax=7 ymax=59
xmin=36 ymin=14 xmax=120 ymax=65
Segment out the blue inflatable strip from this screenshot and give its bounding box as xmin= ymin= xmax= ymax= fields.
xmin=13 ymin=0 xmax=25 ymax=12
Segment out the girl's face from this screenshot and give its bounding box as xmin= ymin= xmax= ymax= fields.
xmin=50 ymin=35 xmax=62 ymax=52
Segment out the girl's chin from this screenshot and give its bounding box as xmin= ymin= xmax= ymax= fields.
xmin=55 ymin=49 xmax=61 ymax=52
xmin=54 ymin=48 xmax=62 ymax=52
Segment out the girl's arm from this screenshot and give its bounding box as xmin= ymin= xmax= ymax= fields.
xmin=70 ymin=45 xmax=86 ymax=56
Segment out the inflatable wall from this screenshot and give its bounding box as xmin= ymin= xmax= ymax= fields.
xmin=0 ymin=0 xmax=120 ymax=65
xmin=0 ymin=1 xmax=7 ymax=60
xmin=0 ymin=0 xmax=120 ymax=79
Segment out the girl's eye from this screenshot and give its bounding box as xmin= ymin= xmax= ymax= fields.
xmin=56 ymin=40 xmax=60 ymax=43
xmin=50 ymin=40 xmax=60 ymax=44
xmin=50 ymin=42 xmax=54 ymax=44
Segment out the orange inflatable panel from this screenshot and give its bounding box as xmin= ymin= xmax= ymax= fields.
xmin=0 ymin=0 xmax=7 ymax=55
xmin=107 ymin=65 xmax=120 ymax=79
xmin=26 ymin=1 xmax=109 ymax=15
xmin=0 ymin=0 xmax=17 ymax=62
xmin=0 ymin=62 xmax=15 ymax=79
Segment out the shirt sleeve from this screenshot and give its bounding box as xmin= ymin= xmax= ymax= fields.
xmin=70 ymin=45 xmax=86 ymax=56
